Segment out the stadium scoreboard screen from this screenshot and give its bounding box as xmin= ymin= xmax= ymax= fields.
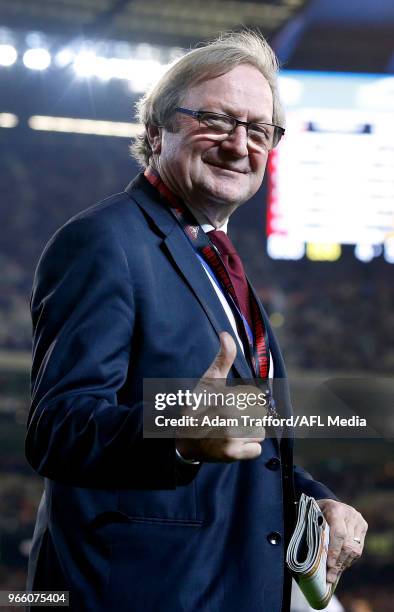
xmin=267 ymin=72 xmax=394 ymax=263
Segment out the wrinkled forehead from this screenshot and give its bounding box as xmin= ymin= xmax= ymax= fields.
xmin=181 ymin=64 xmax=273 ymax=119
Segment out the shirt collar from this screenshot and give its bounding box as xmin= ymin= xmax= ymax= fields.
xmin=187 ymin=206 xmax=228 ymax=234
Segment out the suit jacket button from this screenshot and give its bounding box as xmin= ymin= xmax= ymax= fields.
xmin=266 ymin=457 xmax=280 ymax=471
xmin=267 ymin=531 xmax=282 ymax=546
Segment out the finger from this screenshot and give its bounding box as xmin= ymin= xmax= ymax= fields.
xmin=340 ymin=523 xmax=367 ymax=570
xmin=225 ymin=440 xmax=262 ymax=460
xmin=353 ymin=516 xmax=368 ymax=554
xmin=326 ymin=523 xmax=347 ymax=583
xmin=327 ymin=526 xmax=346 ymax=567
xmin=221 ymin=437 xmax=265 ymax=446
xmin=342 ymin=539 xmax=363 ymax=570
xmin=352 ymin=530 xmax=366 ymax=552
xmin=238 ymin=442 xmax=262 ymax=460
xmin=320 ymin=500 xmax=368 ymax=583
xmin=202 ymin=332 xmax=237 ymax=380
xmin=336 ymin=539 xmax=358 ymax=573
xmin=339 ymin=511 xmax=368 ymax=570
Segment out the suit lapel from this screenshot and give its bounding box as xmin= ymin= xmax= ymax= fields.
xmin=125 ymin=175 xmax=254 ymax=380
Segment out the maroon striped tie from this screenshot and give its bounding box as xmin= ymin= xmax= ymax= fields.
xmin=208 ymin=230 xmax=253 ymax=330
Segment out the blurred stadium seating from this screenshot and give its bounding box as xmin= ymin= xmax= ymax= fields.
xmin=1 ymin=1 xmax=393 ymax=609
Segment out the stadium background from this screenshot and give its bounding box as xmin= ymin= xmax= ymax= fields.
xmin=0 ymin=1 xmax=393 ymax=610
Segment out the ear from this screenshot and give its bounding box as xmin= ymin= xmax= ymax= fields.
xmin=146 ymin=124 xmax=162 ymax=154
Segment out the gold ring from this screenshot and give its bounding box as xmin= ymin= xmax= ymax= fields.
xmin=353 ymin=537 xmax=361 ymax=543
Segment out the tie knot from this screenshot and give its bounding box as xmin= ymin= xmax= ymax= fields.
xmin=208 ymin=230 xmax=237 ymax=256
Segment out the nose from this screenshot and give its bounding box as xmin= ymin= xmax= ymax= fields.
xmin=220 ymin=125 xmax=249 ymax=158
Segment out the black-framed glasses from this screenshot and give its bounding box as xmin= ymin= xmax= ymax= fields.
xmin=175 ymin=107 xmax=285 ymax=151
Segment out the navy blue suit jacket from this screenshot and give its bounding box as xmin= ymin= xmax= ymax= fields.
xmin=26 ymin=174 xmax=336 ymax=611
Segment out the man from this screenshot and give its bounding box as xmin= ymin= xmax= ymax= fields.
xmin=26 ymin=31 xmax=367 ymax=611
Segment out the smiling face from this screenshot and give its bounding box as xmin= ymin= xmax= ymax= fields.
xmin=149 ymin=63 xmax=274 ymax=226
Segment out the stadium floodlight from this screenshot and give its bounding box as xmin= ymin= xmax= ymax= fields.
xmin=355 ymin=243 xmax=375 ymax=263
xmin=102 ymin=57 xmax=131 ymax=81
xmin=72 ymin=52 xmax=167 ymax=89
xmin=28 ymin=115 xmax=142 ymax=138
xmin=0 ymin=44 xmax=17 ymax=67
xmin=23 ymin=48 xmax=51 ymax=70
xmin=0 ymin=113 xmax=18 ymax=128
xmin=55 ymin=48 xmax=75 ymax=68
xmin=384 ymin=238 xmax=394 ymax=264
xmin=73 ymin=52 xmax=99 ymax=77
xmin=127 ymin=59 xmax=167 ymax=93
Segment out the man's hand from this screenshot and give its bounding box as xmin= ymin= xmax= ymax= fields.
xmin=176 ymin=332 xmax=266 ymax=462
xmin=317 ymin=498 xmax=368 ymax=584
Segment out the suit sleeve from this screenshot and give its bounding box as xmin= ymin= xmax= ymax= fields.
xmin=293 ymin=464 xmax=339 ymax=501
xmin=265 ymin=324 xmax=339 ymax=503
xmin=26 ymin=216 xmax=182 ymax=489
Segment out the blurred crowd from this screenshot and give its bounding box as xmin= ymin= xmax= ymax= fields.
xmin=259 ymin=274 xmax=394 ymax=373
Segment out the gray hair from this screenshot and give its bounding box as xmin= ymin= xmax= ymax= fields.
xmin=130 ymin=30 xmax=285 ymax=167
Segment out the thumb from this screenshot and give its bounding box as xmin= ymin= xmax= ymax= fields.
xmin=203 ymin=332 xmax=237 ymax=379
